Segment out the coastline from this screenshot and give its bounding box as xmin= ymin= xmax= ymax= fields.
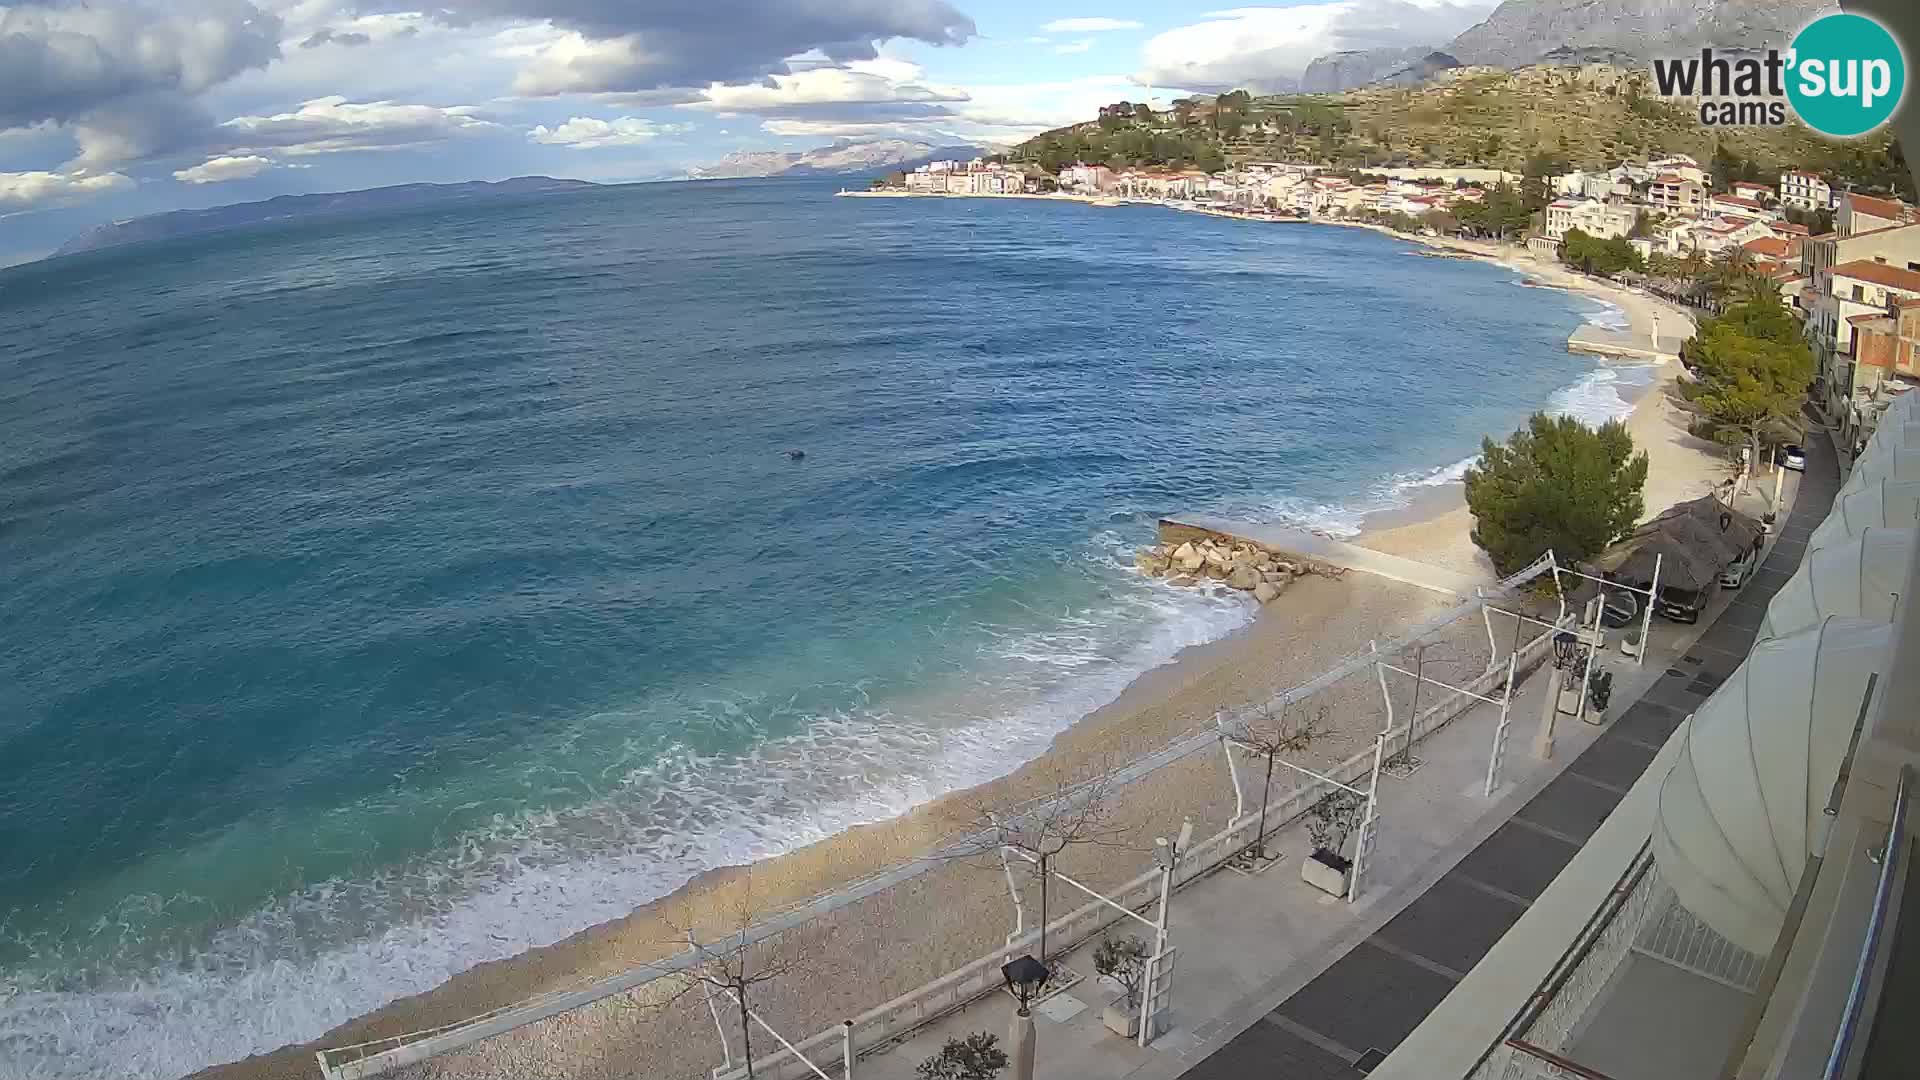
xmin=194 ymin=199 xmax=1725 ymax=1080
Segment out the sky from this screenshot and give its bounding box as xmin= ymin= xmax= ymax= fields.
xmin=0 ymin=0 xmax=1500 ymax=262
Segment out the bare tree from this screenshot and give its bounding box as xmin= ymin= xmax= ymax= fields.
xmin=948 ymin=764 xmax=1137 ymax=983
xmin=650 ymin=875 xmax=827 ymax=1079
xmin=1222 ymin=700 xmax=1327 ymax=862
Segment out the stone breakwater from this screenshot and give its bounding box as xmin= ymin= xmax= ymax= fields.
xmin=1136 ymin=534 xmax=1349 ymax=604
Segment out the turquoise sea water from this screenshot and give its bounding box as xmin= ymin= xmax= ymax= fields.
xmin=0 ymin=180 xmax=1648 ymax=1077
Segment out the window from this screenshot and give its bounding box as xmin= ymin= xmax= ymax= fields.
xmin=1854 ymin=284 xmax=1866 ymax=301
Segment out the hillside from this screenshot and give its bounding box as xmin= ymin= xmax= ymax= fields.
xmin=54 ymin=177 xmax=596 ymax=258
xmin=1010 ymin=65 xmax=1913 ymax=197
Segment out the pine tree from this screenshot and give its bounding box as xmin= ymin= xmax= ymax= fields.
xmin=1464 ymin=414 xmax=1650 ymax=576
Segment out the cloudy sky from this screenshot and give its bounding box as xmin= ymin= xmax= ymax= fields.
xmin=0 ymin=0 xmax=1496 ymax=262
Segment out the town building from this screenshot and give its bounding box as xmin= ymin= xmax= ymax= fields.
xmin=1544 ymin=198 xmax=1636 ymax=242
xmin=1648 ymin=173 xmax=1706 ymax=216
xmin=1730 ymin=181 xmax=1773 ymax=203
xmin=1056 ymin=163 xmax=1113 ymax=193
xmin=1779 ymin=169 xmax=1833 ymax=210
xmin=1838 ymin=191 xmax=1920 ymax=235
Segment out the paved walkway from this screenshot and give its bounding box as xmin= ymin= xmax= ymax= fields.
xmin=1170 ymin=431 xmax=1840 ymax=1080
xmin=1161 ymin=514 xmax=1492 ymax=599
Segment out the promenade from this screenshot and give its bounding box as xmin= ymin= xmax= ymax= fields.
xmin=845 ymin=445 xmax=1830 ymax=1080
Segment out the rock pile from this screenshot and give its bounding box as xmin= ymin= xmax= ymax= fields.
xmin=1135 ymin=536 xmax=1344 ymax=604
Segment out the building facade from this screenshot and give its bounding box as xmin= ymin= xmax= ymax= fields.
xmin=1779 ymin=170 xmax=1833 ymax=210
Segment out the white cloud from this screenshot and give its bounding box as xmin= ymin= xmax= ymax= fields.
xmin=217 ymin=96 xmax=499 ymax=156
xmin=1136 ymin=2 xmax=1492 ymax=92
xmin=0 ymin=169 xmax=133 ymax=207
xmin=1024 ymin=36 xmax=1051 ymax=45
xmin=686 ymin=67 xmax=967 ymax=113
xmin=172 ymin=154 xmax=274 ymax=184
xmin=528 ymin=116 xmax=687 ymax=149
xmin=1041 ymin=18 xmax=1144 ymax=33
xmin=1054 ymin=39 xmax=1094 ymax=55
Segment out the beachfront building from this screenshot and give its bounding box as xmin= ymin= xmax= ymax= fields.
xmin=1801 ymin=216 xmax=1920 ymax=421
xmin=1809 ymin=259 xmax=1920 ymax=434
xmin=1731 ymin=180 xmax=1774 ymax=204
xmin=1057 ymin=163 xmax=1113 ymax=194
xmin=1544 ymin=198 xmax=1636 ymax=243
xmin=1648 ymin=172 xmax=1706 ymax=217
xmin=1649 ymin=154 xmax=1708 ymax=186
xmin=1780 ymin=169 xmax=1834 ymax=210
xmin=1851 ymin=298 xmax=1920 ymax=422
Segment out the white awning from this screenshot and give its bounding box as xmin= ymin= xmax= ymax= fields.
xmin=1652 ymin=618 xmax=1891 ymax=953
xmin=1838 ymin=445 xmax=1920 ymax=498
xmin=1759 ymin=528 xmax=1912 ymax=640
xmin=1807 ymin=479 xmax=1920 ymax=551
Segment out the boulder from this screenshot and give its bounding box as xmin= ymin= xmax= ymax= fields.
xmin=1169 ymin=574 xmax=1199 ymax=587
xmin=1204 ymin=548 xmax=1232 ymax=569
xmin=1253 ymin=581 xmax=1280 ymax=604
xmin=1204 ymin=562 xmax=1231 ymax=581
xmin=1273 ymin=561 xmax=1296 ymax=576
xmin=1136 ymin=549 xmax=1171 ymax=574
xmin=1227 ymin=564 xmax=1261 ymax=591
xmin=1172 ymin=543 xmax=1205 ymax=571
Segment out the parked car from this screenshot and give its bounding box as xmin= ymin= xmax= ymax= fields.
xmin=1780 ymin=444 xmax=1806 ymax=472
xmin=1657 ymin=589 xmax=1707 ymax=624
xmin=1719 ymin=553 xmax=1750 ymax=590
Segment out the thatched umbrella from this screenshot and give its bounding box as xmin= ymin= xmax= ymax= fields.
xmin=1653 ymin=494 xmax=1762 ymax=555
xmin=1592 ymin=530 xmax=1720 ymax=593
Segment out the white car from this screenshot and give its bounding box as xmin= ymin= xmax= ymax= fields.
xmin=1780 ymin=445 xmax=1806 ymax=472
xmin=1720 ymin=558 xmax=1749 ymax=590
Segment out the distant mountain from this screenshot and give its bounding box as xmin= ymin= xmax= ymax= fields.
xmin=1444 ymin=0 xmax=1835 ymax=68
xmin=688 ymin=139 xmax=993 ymax=180
xmin=54 ymin=176 xmax=597 ymax=258
xmin=1299 ymin=46 xmax=1434 ymax=94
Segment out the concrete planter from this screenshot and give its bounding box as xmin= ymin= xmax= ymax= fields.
xmin=1102 ymin=992 xmax=1140 ymax=1038
xmin=1300 ymin=849 xmax=1351 ymax=898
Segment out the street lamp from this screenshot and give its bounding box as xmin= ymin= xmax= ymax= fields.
xmin=1002 ymin=954 xmax=1047 ymax=1080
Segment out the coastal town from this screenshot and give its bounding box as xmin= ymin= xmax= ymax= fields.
xmin=867 ymin=150 xmax=1920 ymax=460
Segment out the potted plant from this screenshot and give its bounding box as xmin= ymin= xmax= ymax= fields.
xmin=1300 ymin=790 xmax=1364 ymax=897
xmin=1093 ymin=935 xmax=1151 ymax=1037
xmin=1620 ymin=628 xmax=1643 ymax=658
xmin=918 ymin=1033 xmax=1009 ymax=1080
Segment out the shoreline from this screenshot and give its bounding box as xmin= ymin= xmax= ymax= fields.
xmin=191 ymin=199 xmax=1719 ymax=1080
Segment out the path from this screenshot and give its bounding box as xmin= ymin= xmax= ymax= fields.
xmin=1165 ymin=427 xmax=1838 ymax=1080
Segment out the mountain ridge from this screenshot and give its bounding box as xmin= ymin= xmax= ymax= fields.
xmin=53 ymin=176 xmax=598 ymax=258
xmin=688 ymin=139 xmax=994 ymax=180
xmin=1297 ymin=0 xmax=1837 ymax=92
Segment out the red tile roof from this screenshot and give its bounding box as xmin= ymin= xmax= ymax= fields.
xmin=1715 ymin=195 xmax=1767 ymax=211
xmin=1832 ymin=259 xmax=1920 ymax=293
xmin=1744 ymin=237 xmax=1791 ymax=258
xmin=1848 ymin=193 xmax=1915 ymax=222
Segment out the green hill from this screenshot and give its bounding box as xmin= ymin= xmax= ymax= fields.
xmin=1008 ymin=65 xmax=1913 ymax=198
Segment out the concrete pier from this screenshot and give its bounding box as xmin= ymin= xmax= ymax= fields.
xmin=1567 ymin=324 xmax=1681 ymax=363
xmin=1158 ymin=514 xmax=1492 ymax=599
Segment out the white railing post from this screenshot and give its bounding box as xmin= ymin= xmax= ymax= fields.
xmin=1486 ymin=653 xmax=1518 ymax=796
xmin=1639 ymin=553 xmax=1662 ymax=669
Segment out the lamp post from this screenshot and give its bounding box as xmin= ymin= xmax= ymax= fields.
xmin=1002 ymin=955 xmax=1047 ymax=1080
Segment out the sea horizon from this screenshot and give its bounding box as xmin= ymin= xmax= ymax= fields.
xmin=0 ymin=178 xmax=1651 ymax=1079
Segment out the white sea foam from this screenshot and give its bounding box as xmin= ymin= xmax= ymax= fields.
xmin=0 ymin=550 xmax=1250 ymax=1080
xmin=1581 ymin=299 xmax=1632 ymax=332
xmin=1547 ymin=362 xmax=1659 ymax=428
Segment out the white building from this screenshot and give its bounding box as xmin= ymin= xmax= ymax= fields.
xmin=1545 ymin=198 xmax=1637 ymax=242
xmin=1780 ymin=170 xmax=1834 ymax=211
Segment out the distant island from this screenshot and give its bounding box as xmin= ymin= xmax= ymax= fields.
xmin=687 ymin=139 xmax=994 ymax=181
xmin=53 ymin=176 xmax=599 ymax=258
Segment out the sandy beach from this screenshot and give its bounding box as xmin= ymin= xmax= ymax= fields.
xmin=192 ymin=219 xmax=1732 ymax=1080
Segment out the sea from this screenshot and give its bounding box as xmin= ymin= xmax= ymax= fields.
xmin=0 ymin=179 xmax=1654 ymax=1078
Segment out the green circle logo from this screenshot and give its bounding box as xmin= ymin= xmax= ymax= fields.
xmin=1787 ymin=13 xmax=1906 ymax=137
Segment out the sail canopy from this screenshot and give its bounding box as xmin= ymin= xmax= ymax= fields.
xmin=1807 ymin=479 xmax=1920 ymax=551
xmin=1653 ymin=618 xmax=1892 ymax=953
xmin=1759 ymin=527 xmax=1912 ymax=640
xmin=1839 ymin=445 xmax=1920 ymax=498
